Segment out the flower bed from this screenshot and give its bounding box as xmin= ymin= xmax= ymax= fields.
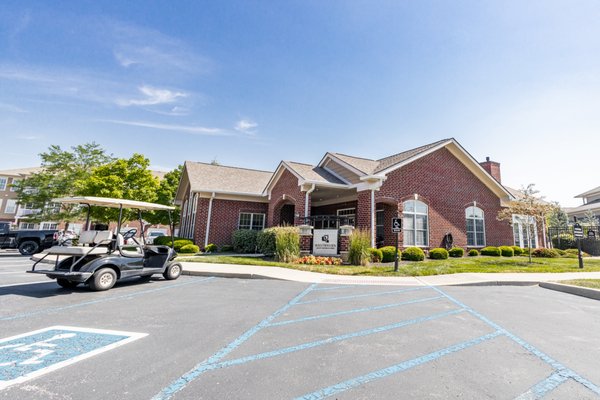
xmin=294 ymin=255 xmax=342 ymax=265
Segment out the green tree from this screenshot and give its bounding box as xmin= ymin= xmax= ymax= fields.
xmin=13 ymin=143 xmax=112 ymax=229
xmin=77 ymin=154 xmax=160 ymax=222
xmin=547 ymin=203 xmax=569 ymax=228
xmin=146 ymin=165 xmax=182 ymax=226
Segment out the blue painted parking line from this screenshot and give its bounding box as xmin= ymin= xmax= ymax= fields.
xmin=311 ymin=285 xmax=354 ymax=292
xmin=427 ymin=284 xmax=600 ymax=397
xmin=514 ymin=372 xmax=568 ymax=400
xmin=296 ymin=286 xmax=430 ymax=305
xmin=269 ymin=295 xmax=444 ymax=327
xmin=1 ymin=277 xmax=215 ymax=322
xmin=295 ymin=330 xmax=503 ymax=400
xmin=152 ymin=283 xmax=318 ymax=400
xmin=0 ymin=326 xmax=146 ymax=390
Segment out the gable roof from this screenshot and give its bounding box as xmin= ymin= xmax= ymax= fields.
xmin=0 ymin=167 xmax=43 ymax=177
xmin=182 ymin=161 xmax=273 ymax=196
xmin=285 ymin=162 xmax=345 ymax=185
xmin=575 ymin=186 xmax=600 ymax=199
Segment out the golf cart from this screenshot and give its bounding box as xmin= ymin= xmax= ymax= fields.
xmin=28 ymin=196 xmax=182 ymax=291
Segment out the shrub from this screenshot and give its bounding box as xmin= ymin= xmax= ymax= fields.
xmin=220 ymin=244 xmax=234 ymax=252
xmin=232 ymin=229 xmax=258 ymax=253
xmin=154 ymin=235 xmax=185 ymax=246
xmin=499 ymin=246 xmax=514 ymax=257
xmin=468 ymin=249 xmax=479 ymax=256
xmin=179 ymin=244 xmax=199 ymax=254
xmin=551 ymin=233 xmax=576 ymax=250
xmin=511 ymin=246 xmax=524 ymax=256
xmin=448 ymin=247 xmax=464 ymax=258
xmin=204 ymin=243 xmax=217 ymax=253
xmin=295 ymin=256 xmax=342 ymax=265
xmin=348 ymin=229 xmax=371 ymax=266
xmin=257 ymin=228 xmax=277 ymax=255
xmin=368 ymin=248 xmax=383 ymax=263
xmin=563 ymin=248 xmax=590 ymax=258
xmin=401 ymin=247 xmax=425 ymax=261
xmin=173 ymin=239 xmax=194 ymax=252
xmin=532 ymin=248 xmax=560 ymax=258
xmin=429 ymin=248 xmax=449 ymax=260
xmin=480 ymin=246 xmax=501 ymax=256
xmin=380 ymin=246 xmax=401 ymax=262
xmin=554 ymin=249 xmax=566 ymax=256
xmin=275 ymin=226 xmax=300 ymax=263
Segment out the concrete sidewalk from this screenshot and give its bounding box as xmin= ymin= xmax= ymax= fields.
xmin=180 ymin=261 xmax=600 ymax=286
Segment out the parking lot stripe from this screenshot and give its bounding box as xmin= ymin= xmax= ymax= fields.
xmin=514 ymin=372 xmax=568 ymax=400
xmin=0 ymin=281 xmax=49 ymax=288
xmin=311 ymin=285 xmax=353 ymax=292
xmin=269 ymin=295 xmax=444 ymax=327
xmin=296 ymin=287 xmax=430 ymax=305
xmin=191 ymin=308 xmax=466 ymax=375
xmin=0 ymin=277 xmax=215 ymax=322
xmin=152 ymin=283 xmax=318 ymax=400
xmin=295 ymin=330 xmax=503 ymax=400
xmin=427 ymin=284 xmax=600 ymax=396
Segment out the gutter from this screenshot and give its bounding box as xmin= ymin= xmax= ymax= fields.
xmin=305 ymin=184 xmax=316 ymax=218
xmin=204 ymin=192 xmax=216 ymax=247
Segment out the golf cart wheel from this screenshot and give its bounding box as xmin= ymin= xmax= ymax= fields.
xmin=18 ymin=240 xmax=39 ymax=256
xmin=57 ymin=278 xmax=79 ymax=289
xmin=89 ymin=268 xmax=117 ymax=291
xmin=163 ymin=263 xmax=182 ymax=280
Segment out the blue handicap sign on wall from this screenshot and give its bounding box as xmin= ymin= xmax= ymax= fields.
xmin=0 ymin=326 xmax=147 ymax=390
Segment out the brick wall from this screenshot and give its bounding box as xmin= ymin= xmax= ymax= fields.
xmin=357 ymin=147 xmax=513 ymax=249
xmin=191 ymin=198 xmax=268 ymax=247
xmin=268 ymin=169 xmax=307 ymax=226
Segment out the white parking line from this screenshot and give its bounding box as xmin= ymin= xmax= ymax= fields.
xmin=0 ymin=281 xmax=50 ymax=288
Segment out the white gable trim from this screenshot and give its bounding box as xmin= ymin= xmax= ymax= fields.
xmin=321 ymin=165 xmax=351 ymax=185
xmin=318 ymin=153 xmax=367 ymax=177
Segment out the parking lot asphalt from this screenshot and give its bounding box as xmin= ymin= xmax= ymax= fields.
xmin=1 ymin=255 xmax=600 ymax=399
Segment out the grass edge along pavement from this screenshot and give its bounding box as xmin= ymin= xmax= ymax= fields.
xmin=177 ymin=255 xmax=600 ymax=277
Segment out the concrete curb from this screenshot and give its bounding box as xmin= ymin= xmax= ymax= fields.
xmin=182 ymin=270 xmax=281 ymax=281
xmin=539 ymin=282 xmax=600 ymax=301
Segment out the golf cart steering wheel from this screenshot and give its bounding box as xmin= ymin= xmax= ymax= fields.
xmin=122 ymin=228 xmax=137 ymax=240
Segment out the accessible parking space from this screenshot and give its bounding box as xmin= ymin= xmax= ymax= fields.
xmin=1 ymin=260 xmax=600 ymax=399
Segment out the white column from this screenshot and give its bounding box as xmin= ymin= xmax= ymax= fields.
xmin=204 ymin=193 xmax=216 ymax=247
xmin=370 ymin=189 xmax=375 ymax=248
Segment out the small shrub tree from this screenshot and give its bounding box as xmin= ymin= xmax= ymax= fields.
xmin=380 ymin=246 xmax=400 ymax=262
xmin=448 ymin=247 xmax=464 ymax=257
xmin=468 ymin=249 xmax=479 ymax=256
xmin=232 ymin=229 xmax=258 ymax=253
xmin=257 ymin=228 xmax=277 ymax=255
xmin=368 ymin=248 xmax=383 ymax=263
xmin=401 ymin=247 xmax=425 ymax=261
xmin=480 ymin=246 xmax=501 ymax=256
xmin=179 ymin=244 xmax=200 ymax=254
xmin=499 ymin=246 xmax=514 ymax=257
xmin=429 ymin=248 xmax=449 ymax=260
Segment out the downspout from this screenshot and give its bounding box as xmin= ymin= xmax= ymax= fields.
xmin=305 ymin=184 xmax=316 ymax=221
xmin=371 ymin=189 xmax=376 ymax=247
xmin=204 ymin=192 xmax=216 ymax=247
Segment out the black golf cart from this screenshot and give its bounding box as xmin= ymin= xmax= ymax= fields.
xmin=28 ymin=196 xmax=182 ymax=291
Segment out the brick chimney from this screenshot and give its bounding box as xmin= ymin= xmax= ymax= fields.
xmin=480 ymin=156 xmax=501 ymax=183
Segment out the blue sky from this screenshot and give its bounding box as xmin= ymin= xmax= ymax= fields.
xmin=1 ymin=1 xmax=599 ymax=207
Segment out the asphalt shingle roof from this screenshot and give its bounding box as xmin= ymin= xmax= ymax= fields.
xmin=284 ymin=162 xmax=345 ymax=185
xmin=184 ymin=161 xmax=273 ymax=195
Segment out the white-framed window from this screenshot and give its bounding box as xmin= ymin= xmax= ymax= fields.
xmin=20 ymin=222 xmax=36 ymax=230
xmin=336 ymin=207 xmax=356 ymax=227
xmin=0 ymin=177 xmax=7 ymax=191
xmin=466 ymin=206 xmax=486 ymax=247
xmin=45 ymin=202 xmax=61 ymax=213
xmin=41 ymin=222 xmax=58 ymax=230
xmin=403 ymin=200 xmax=428 ymax=246
xmin=513 ymin=215 xmax=538 ymax=248
xmin=10 ymin=178 xmax=20 ymax=192
xmin=238 ymin=213 xmax=265 ymax=231
xmin=5 ymin=199 xmax=17 ymax=214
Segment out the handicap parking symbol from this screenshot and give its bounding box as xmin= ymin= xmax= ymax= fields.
xmin=0 ymin=326 xmax=147 ymax=390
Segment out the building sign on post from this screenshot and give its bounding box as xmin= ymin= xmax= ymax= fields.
xmin=573 ymin=224 xmax=584 ymax=238
xmin=392 ymin=217 xmax=402 ymax=233
xmin=312 ymin=229 xmax=338 ymax=256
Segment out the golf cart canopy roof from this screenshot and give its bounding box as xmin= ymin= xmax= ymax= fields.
xmin=53 ymin=196 xmax=175 ymax=211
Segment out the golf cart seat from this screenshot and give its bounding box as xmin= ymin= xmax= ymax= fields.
xmin=46 ymin=246 xmax=110 ymax=256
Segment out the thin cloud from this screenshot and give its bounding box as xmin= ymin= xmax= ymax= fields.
xmin=234 ymin=119 xmax=258 ymax=135
xmin=116 ymin=85 xmax=188 ymax=106
xmin=101 ymin=119 xmax=228 ymax=136
xmin=16 ymin=135 xmax=40 ymax=140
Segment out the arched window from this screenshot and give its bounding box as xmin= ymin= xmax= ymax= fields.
xmin=466 ymin=206 xmax=485 ymax=247
xmin=403 ymin=200 xmax=428 ymax=246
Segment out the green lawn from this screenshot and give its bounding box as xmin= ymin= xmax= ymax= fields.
xmin=559 ymin=279 xmax=600 ymax=290
xmin=176 ymin=255 xmax=600 ymax=277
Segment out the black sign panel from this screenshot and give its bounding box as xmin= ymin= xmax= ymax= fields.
xmin=573 ymin=223 xmax=584 ymax=238
xmin=392 ymin=217 xmax=402 ymax=233
xmin=588 ymin=230 xmax=596 ymax=238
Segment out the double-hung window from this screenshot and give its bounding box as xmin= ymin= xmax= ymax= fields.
xmin=403 ymin=200 xmax=428 ymax=246
xmin=238 ymin=213 xmax=265 ymax=231
xmin=513 ymin=215 xmax=537 ymax=248
xmin=466 ymin=206 xmax=485 ymax=247
xmin=5 ymin=199 xmax=17 ymax=214
xmin=0 ymin=177 xmax=7 ymax=191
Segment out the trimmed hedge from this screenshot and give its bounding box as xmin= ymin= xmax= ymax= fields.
xmin=562 ymin=248 xmax=590 ymax=258
xmin=499 ymin=246 xmax=514 ymax=257
xmin=552 ymin=233 xmax=576 ymax=250
xmin=153 ymin=235 xmax=185 ymax=246
xmin=380 ymin=246 xmax=401 ymax=262
xmin=204 ymin=243 xmax=217 ymax=253
xmin=232 ymin=229 xmax=258 ymax=253
xmin=480 ymin=246 xmax=501 ymax=256
xmin=468 ymin=249 xmax=479 ymax=256
xmin=179 ymin=244 xmax=199 ymax=254
xmin=401 ymin=247 xmax=425 ymax=261
xmin=220 ymin=244 xmax=234 ymax=252
xmin=448 ymin=247 xmax=464 ymax=258
xmin=368 ymin=248 xmax=383 ymax=263
xmin=257 ymin=228 xmax=277 ymax=255
xmin=532 ymin=248 xmax=560 ymax=258
xmin=429 ymin=248 xmax=449 ymax=260
xmin=173 ymin=239 xmax=194 ymax=252
xmin=511 ymin=246 xmax=524 ymax=256
xmin=554 ymin=249 xmax=566 ymax=256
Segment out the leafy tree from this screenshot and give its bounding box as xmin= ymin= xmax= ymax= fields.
xmin=497 ymin=184 xmax=557 ymax=263
xmin=76 ymin=154 xmax=160 ymax=223
xmin=145 ymin=165 xmax=182 ymax=226
xmin=546 ymin=203 xmax=568 ymax=228
xmin=13 ymin=143 xmax=112 ymax=229
xmin=581 ymin=210 xmax=598 ymax=227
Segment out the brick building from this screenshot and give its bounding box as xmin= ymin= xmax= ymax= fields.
xmin=176 ymin=138 xmax=518 ymax=252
